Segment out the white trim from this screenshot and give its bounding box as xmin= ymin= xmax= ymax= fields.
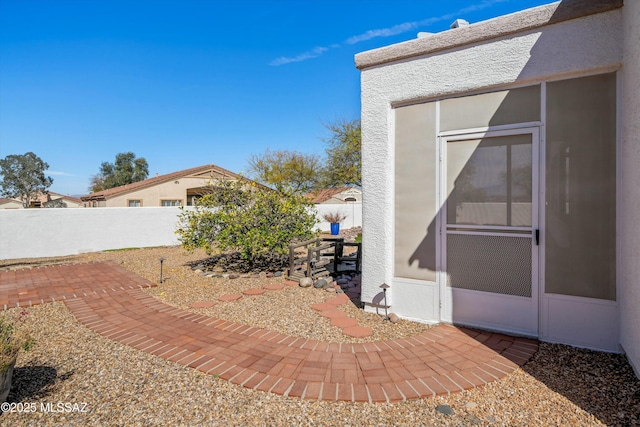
xmin=434 ymin=99 xmax=443 ymax=322
xmin=436 ymin=100 xmax=449 ymax=323
xmin=540 ymin=292 xmax=620 ymax=352
xmin=539 ymin=81 xmax=547 ymax=336
xmin=450 ymin=288 xmax=538 ymax=338
xmin=388 ymin=103 xmax=397 ymax=294
xmin=447 ymin=225 xmax=532 ymax=232
xmin=446 ymin=231 xmax=533 ymax=238
xmin=531 ymin=126 xmax=541 ymax=337
xmin=541 ymin=65 xmax=622 ymax=85
xmin=544 ymin=292 xmax=618 ymax=306
xmin=438 ymin=122 xmax=542 ymax=137
xmin=616 ymin=70 xmax=622 ymax=303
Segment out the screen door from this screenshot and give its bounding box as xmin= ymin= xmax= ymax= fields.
xmin=441 ymin=127 xmax=539 ymax=336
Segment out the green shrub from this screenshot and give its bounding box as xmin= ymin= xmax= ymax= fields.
xmin=176 ymin=180 xmax=319 ymax=269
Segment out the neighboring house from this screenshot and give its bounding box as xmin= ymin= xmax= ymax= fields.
xmin=0 ymin=192 xmax=83 ymax=209
xmin=40 ymin=192 xmax=83 ymax=208
xmin=356 ymin=0 xmax=640 ymax=376
xmin=0 ymin=198 xmax=23 ymax=209
xmin=306 ymin=187 xmax=362 ymax=204
xmin=80 ymin=164 xmax=251 ymax=208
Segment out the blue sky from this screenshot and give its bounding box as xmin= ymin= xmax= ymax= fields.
xmin=0 ymin=0 xmax=551 ymax=196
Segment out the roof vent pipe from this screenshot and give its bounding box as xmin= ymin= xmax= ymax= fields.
xmin=450 ymin=19 xmax=469 ymax=29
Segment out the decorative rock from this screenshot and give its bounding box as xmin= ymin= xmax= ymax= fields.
xmin=326 ymin=288 xmax=337 ymax=293
xmin=465 ymin=402 xmax=478 ymax=410
xmin=222 ymin=273 xmax=230 ymax=278
xmin=228 ymin=273 xmax=240 ymax=279
xmin=194 ymin=269 xmax=203 ymax=274
xmin=337 ymin=278 xmax=349 ymax=285
xmin=388 ymin=313 xmax=399 ymax=324
xmin=265 ymin=272 xmax=273 ymax=278
xmin=314 ymin=279 xmax=328 ymax=289
xmin=189 ymin=301 xmax=217 ymax=309
xmin=299 ymin=277 xmax=313 ymax=288
xmin=274 ymin=271 xmax=283 ymax=277
xmin=336 ymin=289 xmax=344 ymax=294
xmin=435 ymin=405 xmax=455 ymax=415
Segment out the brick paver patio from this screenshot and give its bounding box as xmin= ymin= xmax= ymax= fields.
xmin=0 ymin=262 xmax=538 ymax=402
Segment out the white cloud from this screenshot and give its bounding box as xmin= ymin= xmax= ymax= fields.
xmin=270 ymin=0 xmax=510 ymax=65
xmin=345 ymin=0 xmax=508 ymax=45
xmin=48 ymin=171 xmax=75 ymax=176
xmin=345 ymin=22 xmax=419 ymax=45
xmin=269 ymin=46 xmax=329 ymax=66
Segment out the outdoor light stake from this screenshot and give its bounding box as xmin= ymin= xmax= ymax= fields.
xmin=380 ymin=283 xmax=390 ymax=321
xmin=159 ymin=257 xmax=165 ymax=283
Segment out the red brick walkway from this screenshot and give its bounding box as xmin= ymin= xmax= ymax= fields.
xmin=0 ymin=262 xmax=538 ymax=402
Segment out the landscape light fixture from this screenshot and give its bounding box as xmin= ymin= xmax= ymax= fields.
xmin=159 ymin=257 xmax=165 ymax=283
xmin=380 ymin=283 xmax=390 ymax=321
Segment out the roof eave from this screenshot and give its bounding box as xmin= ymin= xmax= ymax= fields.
xmin=355 ymin=0 xmax=623 ymax=70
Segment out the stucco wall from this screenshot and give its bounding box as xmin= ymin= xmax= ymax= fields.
xmin=358 ymin=7 xmax=623 ymax=309
xmin=0 ymin=206 xmax=361 ymax=260
xmin=0 ymin=207 xmax=186 ymax=259
xmin=620 ymin=0 xmax=640 ymax=377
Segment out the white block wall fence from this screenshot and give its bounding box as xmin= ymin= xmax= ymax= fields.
xmin=0 ymin=204 xmax=362 ymax=260
xmin=315 ymin=203 xmax=362 ymax=232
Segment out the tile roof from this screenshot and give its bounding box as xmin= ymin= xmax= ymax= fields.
xmin=48 ymin=192 xmax=83 ymax=204
xmin=80 ymin=164 xmax=244 ymax=201
xmin=305 ymin=187 xmax=354 ymax=204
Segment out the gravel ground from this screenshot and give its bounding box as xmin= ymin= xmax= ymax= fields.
xmin=1 ymin=245 xmax=639 ymax=426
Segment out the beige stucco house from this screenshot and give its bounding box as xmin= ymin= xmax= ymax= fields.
xmin=357 ymin=0 xmax=640 ymax=376
xmin=81 ymin=164 xmax=250 ymax=208
xmin=0 ymin=198 xmax=24 ymax=209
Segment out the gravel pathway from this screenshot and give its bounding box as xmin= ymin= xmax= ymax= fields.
xmin=1 ymin=246 xmax=639 ymax=426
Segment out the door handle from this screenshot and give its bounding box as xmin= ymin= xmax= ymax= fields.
xmin=535 ymin=229 xmax=540 ymax=246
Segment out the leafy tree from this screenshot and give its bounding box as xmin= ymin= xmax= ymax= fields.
xmin=176 ymin=179 xmax=318 ymax=271
xmin=322 ymin=119 xmax=361 ymax=187
xmin=90 ymin=152 xmax=149 ymax=192
xmin=246 ymin=149 xmax=322 ymax=194
xmin=0 ymin=152 xmax=53 ymax=208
